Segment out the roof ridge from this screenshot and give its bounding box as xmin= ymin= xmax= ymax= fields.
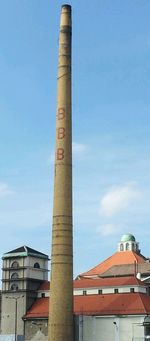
xmin=4 ymin=245 xmax=48 ymax=257
xmin=24 ymin=246 xmax=27 ymax=253
xmin=132 ymin=251 xmax=147 ymax=262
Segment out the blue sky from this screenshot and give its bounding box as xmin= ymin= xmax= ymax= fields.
xmin=0 ymin=0 xmax=150 ymax=279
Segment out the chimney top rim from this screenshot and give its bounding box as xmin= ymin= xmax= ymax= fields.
xmin=62 ymin=4 xmax=72 ymax=10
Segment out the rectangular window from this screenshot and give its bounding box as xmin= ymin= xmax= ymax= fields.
xmin=114 ymin=289 xmax=118 ymax=294
xmin=98 ymin=289 xmax=102 ymax=295
xmin=130 ymin=288 xmax=135 ymax=293
xmin=83 ymin=290 xmax=87 ymax=295
xmin=41 ymin=293 xmax=45 ymax=298
xmin=147 ymin=287 xmax=150 ymax=295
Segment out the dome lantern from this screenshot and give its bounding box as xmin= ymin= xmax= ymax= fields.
xmin=118 ymin=234 xmax=140 ymax=253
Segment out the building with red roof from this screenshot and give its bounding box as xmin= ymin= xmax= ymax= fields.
xmin=1 ymin=234 xmax=150 ymax=340
xmin=22 ymin=234 xmax=150 ymax=340
xmin=78 ymin=233 xmax=146 ymax=279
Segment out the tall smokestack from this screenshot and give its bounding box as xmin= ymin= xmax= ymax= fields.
xmin=48 ymin=4 xmax=73 ymax=341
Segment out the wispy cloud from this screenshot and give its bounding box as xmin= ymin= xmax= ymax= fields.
xmin=0 ymin=183 xmax=13 ymax=197
xmin=99 ymin=183 xmax=140 ymax=217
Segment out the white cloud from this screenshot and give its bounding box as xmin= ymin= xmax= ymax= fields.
xmin=97 ymin=224 xmax=120 ymax=236
xmin=0 ymin=183 xmax=13 ymax=197
xmin=99 ymin=183 xmax=140 ymax=217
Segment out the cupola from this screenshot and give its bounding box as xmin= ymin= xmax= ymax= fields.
xmin=118 ymin=234 xmax=140 ymax=253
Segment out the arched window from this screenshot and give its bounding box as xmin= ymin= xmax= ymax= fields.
xmin=11 ymin=283 xmax=19 ymax=291
xmin=132 ymin=243 xmax=135 ymax=251
xmin=11 ymin=261 xmax=19 ymax=269
xmin=120 ymin=243 xmax=124 ymax=251
xmin=34 ymin=262 xmax=40 ymax=269
xmin=11 ymin=273 xmax=19 ymax=279
xmin=126 ymin=243 xmax=129 ymax=250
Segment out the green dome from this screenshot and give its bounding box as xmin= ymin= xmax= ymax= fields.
xmin=121 ymin=234 xmax=136 ymax=242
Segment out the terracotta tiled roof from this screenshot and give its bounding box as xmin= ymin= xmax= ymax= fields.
xmin=38 ymin=277 xmax=144 ymax=292
xmin=74 ymin=277 xmax=145 ymax=288
xmin=38 ymin=281 xmax=50 ymax=291
xmin=25 ymin=298 xmax=49 ymax=318
xmin=74 ymin=293 xmax=150 ymax=316
xmin=24 ymin=293 xmax=150 ymax=319
xmin=80 ymin=251 xmax=146 ymax=278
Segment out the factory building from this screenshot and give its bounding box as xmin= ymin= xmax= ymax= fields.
xmin=1 ymin=233 xmax=150 ymax=340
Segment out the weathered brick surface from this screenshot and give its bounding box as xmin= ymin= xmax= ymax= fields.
xmin=48 ymin=5 xmax=73 ymax=341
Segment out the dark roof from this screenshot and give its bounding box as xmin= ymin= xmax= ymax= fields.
xmin=101 ymin=263 xmax=150 ymax=278
xmin=4 ymin=246 xmax=48 ymax=258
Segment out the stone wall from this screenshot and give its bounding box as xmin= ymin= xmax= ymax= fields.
xmin=25 ymin=320 xmax=48 ymax=341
